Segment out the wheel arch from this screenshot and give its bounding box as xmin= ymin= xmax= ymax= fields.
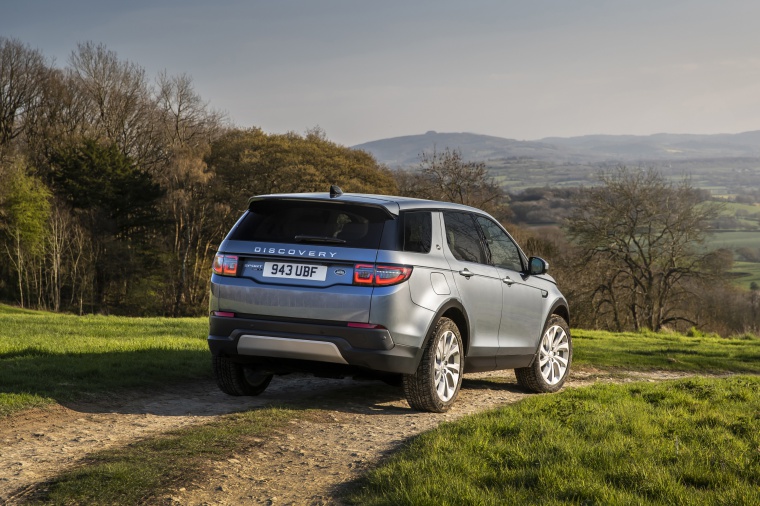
xmin=525 ymin=306 xmax=571 ymax=370
xmin=549 ymin=298 xmax=570 ymax=327
xmin=422 ymin=299 xmax=471 ymax=357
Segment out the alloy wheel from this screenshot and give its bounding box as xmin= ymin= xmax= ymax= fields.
xmin=434 ymin=330 xmax=461 ymax=402
xmin=538 ymin=325 xmax=570 ymax=385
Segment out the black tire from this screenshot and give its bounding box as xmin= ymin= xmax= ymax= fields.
xmin=515 ymin=314 xmax=572 ymax=393
xmin=403 ymin=317 xmax=463 ymax=413
xmin=213 ymin=356 xmax=273 ymax=396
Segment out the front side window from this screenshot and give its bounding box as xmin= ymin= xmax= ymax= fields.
xmin=443 ymin=212 xmax=487 ymax=264
xmin=476 ymin=216 xmax=523 ymax=272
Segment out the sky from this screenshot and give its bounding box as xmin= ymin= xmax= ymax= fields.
xmin=3 ymin=0 xmax=760 ymax=147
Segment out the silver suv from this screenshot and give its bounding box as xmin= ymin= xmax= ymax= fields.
xmin=208 ymin=187 xmax=571 ymax=412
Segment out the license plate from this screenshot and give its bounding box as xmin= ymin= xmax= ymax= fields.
xmin=263 ymin=262 xmax=327 ymax=281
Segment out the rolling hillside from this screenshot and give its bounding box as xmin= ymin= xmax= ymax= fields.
xmin=354 ymin=130 xmax=760 ymax=167
xmin=353 ymin=130 xmax=760 ymax=194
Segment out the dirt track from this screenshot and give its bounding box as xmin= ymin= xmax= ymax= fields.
xmin=0 ymin=368 xmax=698 ymax=505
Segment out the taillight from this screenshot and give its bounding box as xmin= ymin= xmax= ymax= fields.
xmin=353 ymin=264 xmax=375 ymax=285
xmin=213 ymin=254 xmax=238 ymax=276
xmin=353 ymin=264 xmax=412 ymax=286
xmin=375 ymin=265 xmax=413 ymax=286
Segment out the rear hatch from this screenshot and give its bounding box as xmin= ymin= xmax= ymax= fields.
xmin=212 ymin=198 xmax=397 ymax=323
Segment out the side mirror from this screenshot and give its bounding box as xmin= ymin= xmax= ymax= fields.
xmin=528 ymin=257 xmax=548 ymax=275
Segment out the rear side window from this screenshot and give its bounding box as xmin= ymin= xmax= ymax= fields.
xmin=229 ymin=200 xmax=390 ymax=249
xmin=402 ymin=212 xmax=432 ymax=253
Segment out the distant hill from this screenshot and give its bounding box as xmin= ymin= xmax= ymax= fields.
xmin=353 ymin=130 xmax=760 ymax=195
xmin=353 ymin=130 xmax=760 ymax=168
xmin=352 ymin=131 xmax=570 ymax=166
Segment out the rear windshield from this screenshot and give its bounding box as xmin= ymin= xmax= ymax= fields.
xmin=229 ymin=200 xmax=391 ymax=249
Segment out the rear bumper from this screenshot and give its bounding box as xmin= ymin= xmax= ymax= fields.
xmin=208 ymin=315 xmax=420 ymax=375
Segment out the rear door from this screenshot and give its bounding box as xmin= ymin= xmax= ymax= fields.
xmin=441 ymin=211 xmax=502 ymax=368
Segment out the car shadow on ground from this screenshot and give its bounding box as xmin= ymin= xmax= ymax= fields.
xmin=54 ymin=373 xmax=527 ymax=417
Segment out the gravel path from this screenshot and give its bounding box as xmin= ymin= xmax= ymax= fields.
xmin=0 ymin=368 xmax=699 ymax=505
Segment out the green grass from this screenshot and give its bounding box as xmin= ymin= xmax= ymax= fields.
xmin=731 ymin=261 xmax=760 ymax=290
xmin=0 ymin=304 xmax=209 ymax=416
xmin=352 ymin=376 xmax=760 ymax=505
xmin=572 ymin=328 xmax=760 ymax=373
xmin=29 ymin=406 xmax=307 ymax=505
xmin=722 ymin=201 xmax=760 ymax=216
xmin=707 ymin=229 xmax=760 ymax=250
xmin=702 ymin=229 xmax=760 ymax=288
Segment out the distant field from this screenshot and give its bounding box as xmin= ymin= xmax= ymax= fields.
xmin=483 ymin=156 xmax=760 ymax=196
xmin=723 ymin=201 xmax=760 ymax=214
xmin=703 ymin=230 xmax=760 ymax=288
xmin=707 ymin=230 xmax=760 ymax=250
xmin=730 ymin=261 xmax=760 ymax=290
xmin=488 ymin=161 xmax=596 ymax=191
xmin=715 ymin=201 xmax=760 ymax=230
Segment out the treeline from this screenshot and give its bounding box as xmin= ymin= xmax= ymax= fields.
xmin=2 ymin=37 xmax=758 ymax=336
xmin=0 ymin=38 xmax=396 ymax=315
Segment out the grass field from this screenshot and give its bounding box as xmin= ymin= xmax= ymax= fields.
xmin=352 ymin=376 xmax=760 ymax=505
xmin=704 ymin=229 xmax=760 ymax=288
xmin=0 ymin=304 xmax=209 ymax=416
xmin=731 ymin=261 xmax=760 ymax=290
xmin=721 ymin=201 xmax=760 ymax=216
xmin=350 ymin=330 xmax=760 ymax=505
xmin=707 ymin=229 xmax=760 ymax=251
xmin=5 ymin=308 xmax=760 ymax=504
xmin=572 ymin=328 xmax=760 ymax=373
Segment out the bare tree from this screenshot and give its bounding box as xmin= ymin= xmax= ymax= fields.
xmin=154 ymin=71 xmax=227 ymax=315
xmin=160 ymin=150 xmax=223 ymax=315
xmin=566 ymin=167 xmax=723 ymax=331
xmin=67 ymin=42 xmax=162 ymax=169
xmin=156 ymin=71 xmax=225 ymax=148
xmin=0 ymin=38 xmax=48 ymax=149
xmin=396 ymin=147 xmax=510 ymax=220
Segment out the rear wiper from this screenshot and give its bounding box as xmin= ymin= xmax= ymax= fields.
xmin=294 ymin=235 xmax=347 ymax=244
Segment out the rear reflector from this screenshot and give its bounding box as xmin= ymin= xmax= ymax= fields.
xmin=347 ymin=322 xmax=385 ymax=329
xmin=212 ymin=311 xmax=235 ymax=318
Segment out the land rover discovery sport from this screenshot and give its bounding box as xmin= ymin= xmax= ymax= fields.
xmin=208 ymin=187 xmax=571 ymax=412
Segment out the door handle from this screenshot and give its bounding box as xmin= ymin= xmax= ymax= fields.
xmin=458 ymin=268 xmax=473 ymax=278
xmin=502 ymin=276 xmax=515 ymax=286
